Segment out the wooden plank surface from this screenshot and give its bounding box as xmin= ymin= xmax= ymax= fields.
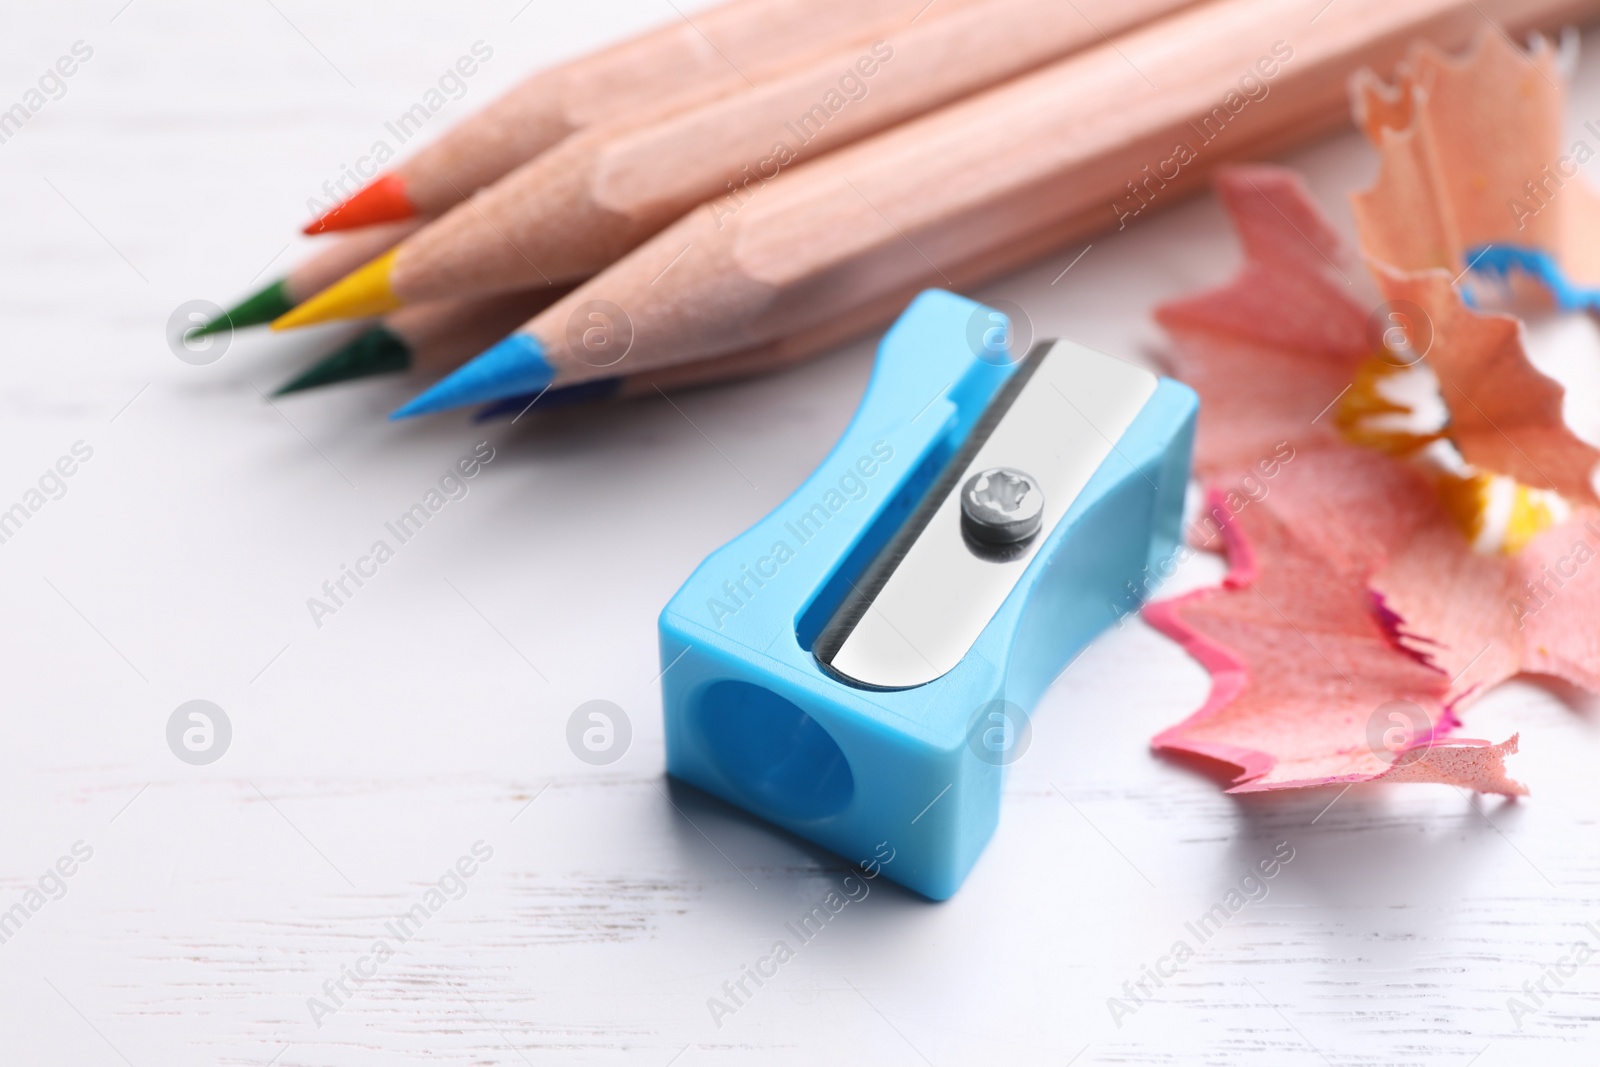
xmin=3 ymin=2 xmax=1600 ymax=1064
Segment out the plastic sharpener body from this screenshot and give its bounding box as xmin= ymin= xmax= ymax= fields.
xmin=659 ymin=290 xmax=1197 ymax=899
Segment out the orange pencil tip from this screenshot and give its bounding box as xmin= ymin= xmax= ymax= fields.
xmin=302 ymin=174 xmax=415 ymax=235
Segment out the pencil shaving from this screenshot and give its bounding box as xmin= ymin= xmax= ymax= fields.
xmin=1369 ymin=263 xmax=1600 ymax=502
xmin=1148 ymin=151 xmax=1600 ymax=796
xmin=1351 ymin=28 xmax=1599 ymax=287
xmin=1147 ymin=449 xmax=1529 ymax=797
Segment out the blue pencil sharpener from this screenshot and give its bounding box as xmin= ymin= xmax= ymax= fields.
xmin=658 ymin=290 xmax=1197 ymax=899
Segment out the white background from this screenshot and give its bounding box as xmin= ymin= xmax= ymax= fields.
xmin=3 ymin=1 xmax=1600 ymax=1063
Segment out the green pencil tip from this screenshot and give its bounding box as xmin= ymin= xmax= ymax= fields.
xmin=193 ymin=278 xmax=295 ymax=337
xmin=273 ymin=326 xmax=412 ymax=396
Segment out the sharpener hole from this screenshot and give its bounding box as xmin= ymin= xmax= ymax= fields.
xmin=698 ymin=681 xmax=854 ymax=821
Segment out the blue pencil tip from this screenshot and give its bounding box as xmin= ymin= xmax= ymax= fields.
xmin=390 ymin=333 xmax=554 ymax=420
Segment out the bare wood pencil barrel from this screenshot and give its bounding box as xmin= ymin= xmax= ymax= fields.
xmin=508 ymin=0 xmax=1600 ymax=389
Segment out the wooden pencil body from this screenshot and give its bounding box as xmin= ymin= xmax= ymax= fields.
xmin=393 ymin=0 xmax=1198 ymax=298
xmin=286 ymin=219 xmax=422 ymax=300
xmin=392 ymin=288 xmax=573 ymax=375
xmin=521 ymin=0 xmax=1597 ymax=384
xmin=400 ymin=0 xmax=977 ymax=214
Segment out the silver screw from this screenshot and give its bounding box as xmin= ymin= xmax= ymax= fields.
xmin=960 ymin=467 xmax=1043 ymax=545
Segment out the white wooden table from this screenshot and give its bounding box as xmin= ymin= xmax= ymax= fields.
xmin=4 ymin=3 xmax=1600 ymax=1064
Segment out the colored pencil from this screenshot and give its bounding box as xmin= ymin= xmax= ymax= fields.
xmin=274 ymin=0 xmax=1200 ymax=327
xmin=392 ymin=0 xmax=1593 ymax=418
xmin=194 ymin=220 xmax=421 ymax=337
xmin=303 ymin=0 xmax=982 ymax=235
xmin=274 ymin=287 xmax=570 ymax=395
xmin=473 ymin=340 xmax=833 ymax=421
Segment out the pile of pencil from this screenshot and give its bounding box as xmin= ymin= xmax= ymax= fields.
xmin=205 ymin=0 xmax=1588 ymax=421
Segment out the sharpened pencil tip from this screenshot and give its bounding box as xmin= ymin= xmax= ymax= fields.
xmin=472 ymin=377 xmax=624 ymax=421
xmin=273 ymin=250 xmax=404 ymax=330
xmin=191 ymin=279 xmax=294 ymax=337
xmin=303 ymin=173 xmax=416 ymax=235
xmin=274 ymin=326 xmax=412 ymax=396
xmin=392 ymin=333 xmax=554 ymax=419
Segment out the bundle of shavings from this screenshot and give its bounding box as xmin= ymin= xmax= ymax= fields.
xmin=1142 ymin=29 xmax=1600 ymax=797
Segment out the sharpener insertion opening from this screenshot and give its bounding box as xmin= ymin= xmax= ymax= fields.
xmin=697 ymin=680 xmax=854 ymax=821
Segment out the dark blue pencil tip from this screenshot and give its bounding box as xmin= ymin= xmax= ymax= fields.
xmin=390 ymin=333 xmax=554 ymax=420
xmin=472 ymin=377 xmax=625 ymax=422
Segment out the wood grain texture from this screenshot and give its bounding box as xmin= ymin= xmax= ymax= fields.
xmin=521 ymin=0 xmax=1600 ymax=385
xmin=286 ymin=220 xmax=423 ymax=301
xmin=398 ymin=0 xmax=991 ymax=213
xmin=389 ymin=287 xmax=572 ymax=374
xmin=392 ymin=0 xmax=1198 ymax=295
xmin=6 ymin=1 xmax=1600 ymax=1065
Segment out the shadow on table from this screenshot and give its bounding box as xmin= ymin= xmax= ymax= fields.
xmin=657 ymin=773 xmax=929 ymax=907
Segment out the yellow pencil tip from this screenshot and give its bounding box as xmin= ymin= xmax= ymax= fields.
xmin=271 ymin=249 xmax=405 ymax=330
